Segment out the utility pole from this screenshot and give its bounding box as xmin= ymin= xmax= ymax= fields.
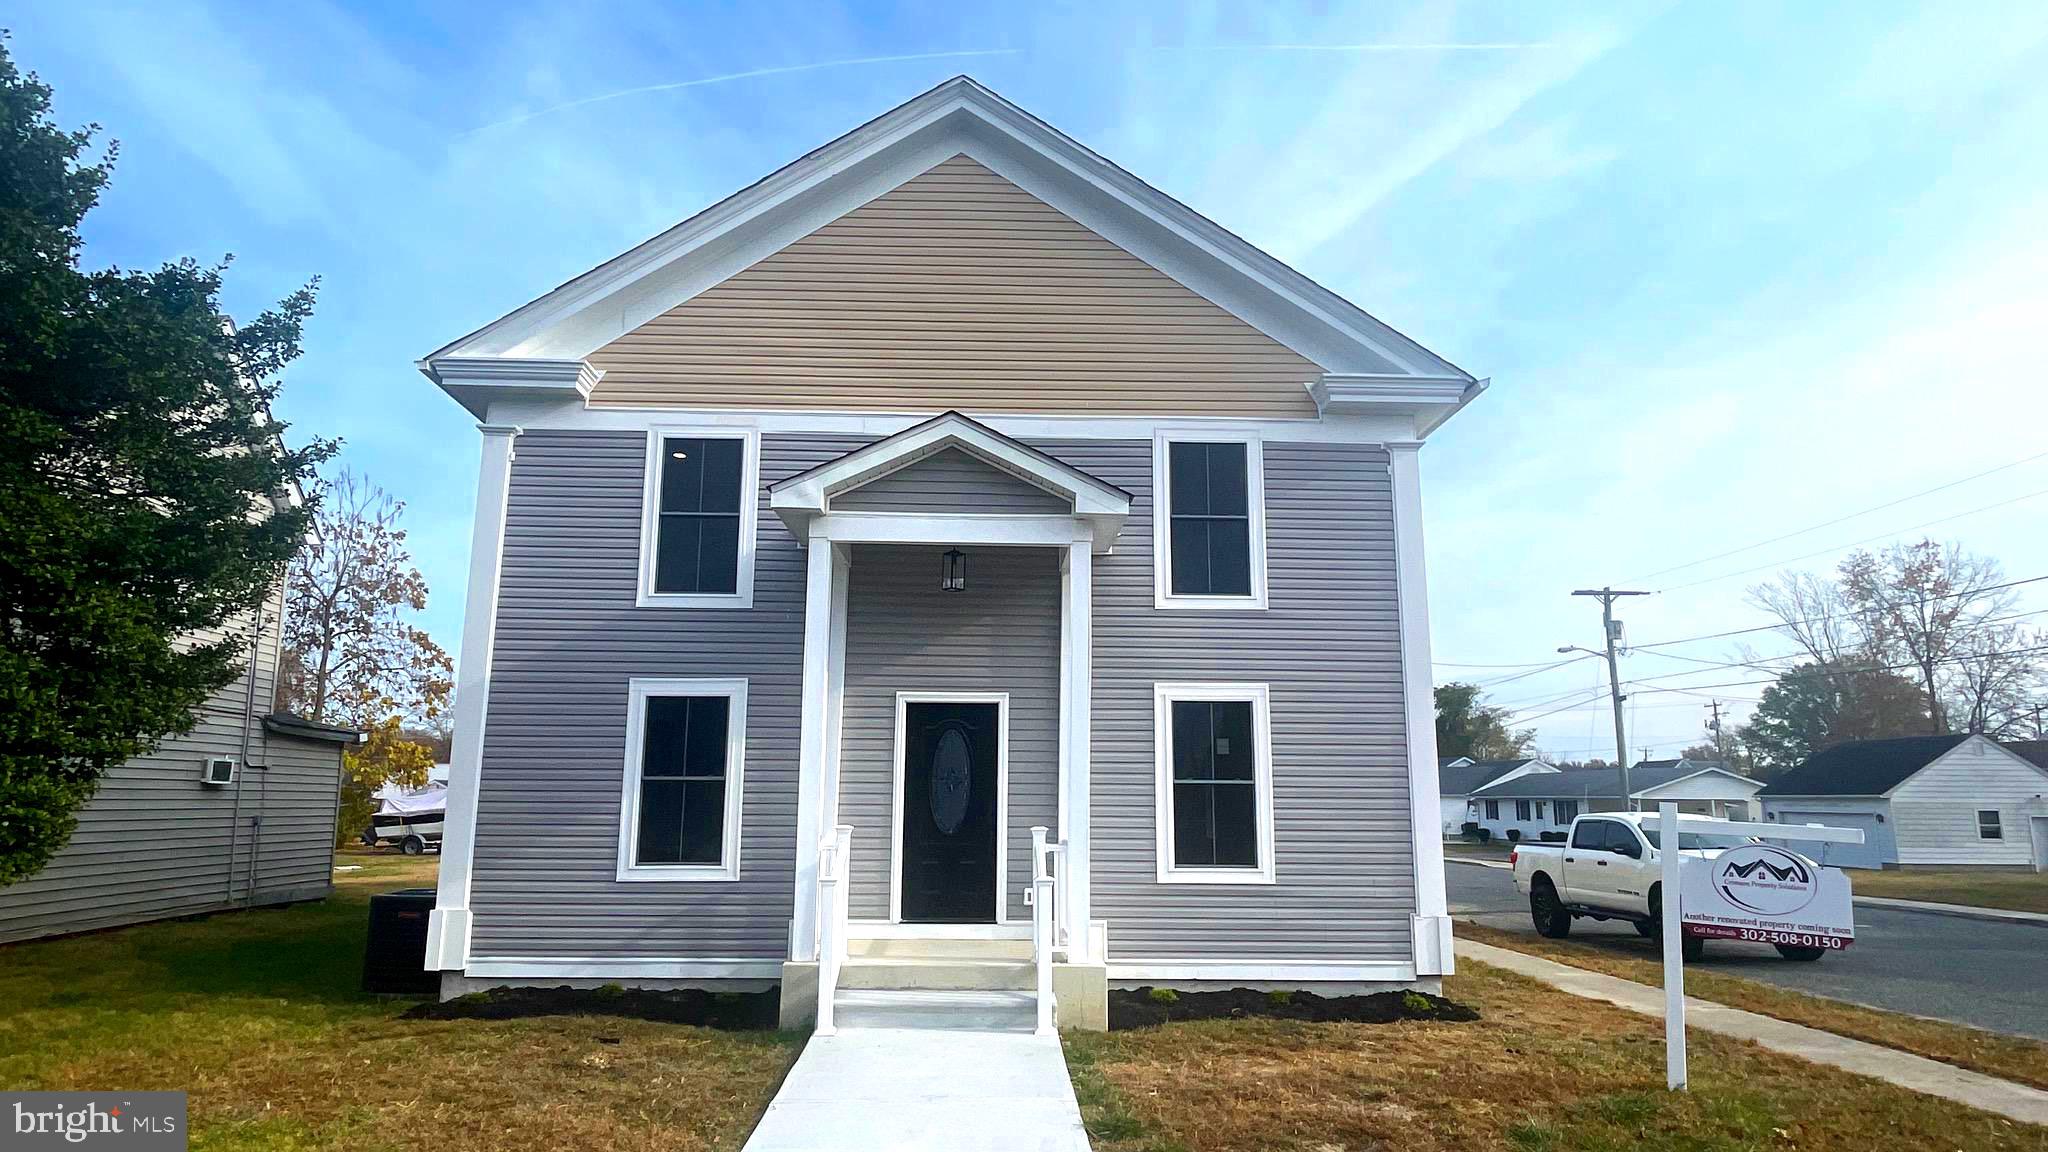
xmin=1572 ymin=587 xmax=1650 ymax=810
xmin=1706 ymin=700 xmax=1729 ymax=761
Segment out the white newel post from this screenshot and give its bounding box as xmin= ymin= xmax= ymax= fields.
xmin=1659 ymin=800 xmax=1687 ymax=1089
xmin=791 ymin=540 xmax=836 ymax=963
xmin=1388 ymin=441 xmax=1452 ymax=976
xmin=426 ymin=422 xmax=521 ymax=973
xmin=1060 ymin=540 xmax=1094 ymax=961
xmin=1031 ymin=826 xmax=1056 ymax=1034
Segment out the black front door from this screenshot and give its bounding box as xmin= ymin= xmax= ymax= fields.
xmin=900 ymin=701 xmax=1000 ymax=923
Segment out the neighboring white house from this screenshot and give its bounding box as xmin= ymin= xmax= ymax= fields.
xmin=1760 ymin=735 xmax=2048 ymax=871
xmin=1438 ymin=757 xmax=1557 ymax=837
xmin=1468 ymin=760 xmax=1763 ymax=842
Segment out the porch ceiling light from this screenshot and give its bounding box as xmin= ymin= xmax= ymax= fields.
xmin=941 ymin=548 xmax=967 ymax=593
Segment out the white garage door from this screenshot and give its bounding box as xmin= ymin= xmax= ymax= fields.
xmin=1774 ymin=809 xmax=1887 ymax=869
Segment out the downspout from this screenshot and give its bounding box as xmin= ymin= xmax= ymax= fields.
xmin=224 ymin=607 xmax=264 ymax=906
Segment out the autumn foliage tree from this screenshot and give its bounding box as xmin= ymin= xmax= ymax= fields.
xmin=1435 ymin=682 xmax=1537 ymax=761
xmin=0 ymin=40 xmax=331 ymax=885
xmin=280 ymin=472 xmax=452 ymax=844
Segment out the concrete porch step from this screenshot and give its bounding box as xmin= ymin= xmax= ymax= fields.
xmin=839 ymin=957 xmax=1035 ymax=991
xmin=846 ymin=936 xmax=1032 ymax=961
xmin=833 ymin=989 xmax=1038 ymax=1032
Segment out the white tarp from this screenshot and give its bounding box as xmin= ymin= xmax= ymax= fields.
xmin=377 ymin=781 xmax=447 ymax=817
xmin=1679 ymin=843 xmax=1854 ymax=949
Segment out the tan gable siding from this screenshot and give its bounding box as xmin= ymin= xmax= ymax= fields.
xmin=586 ymin=156 xmax=1325 ymax=416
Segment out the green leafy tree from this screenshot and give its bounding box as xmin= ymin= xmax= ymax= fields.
xmin=1738 ymin=662 xmax=1929 ymax=776
xmin=1435 ymin=682 xmax=1536 ymax=760
xmin=279 ymin=472 xmax=452 ymax=844
xmin=0 ymin=39 xmax=331 ymax=886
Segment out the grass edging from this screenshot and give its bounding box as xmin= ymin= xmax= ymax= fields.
xmin=1456 ymin=920 xmax=2048 ymax=1092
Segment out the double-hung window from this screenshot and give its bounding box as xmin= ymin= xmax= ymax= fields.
xmin=1977 ymin=809 xmax=2003 ymax=840
xmin=1153 ymin=434 xmax=1267 ymax=609
xmin=616 ymin=678 xmax=747 ymax=880
xmin=1515 ymin=800 xmax=1532 ymax=822
xmin=639 ymin=428 xmax=759 ymax=607
xmin=1484 ymin=799 xmax=1499 ymax=820
xmin=1154 ymin=683 xmax=1275 ymax=883
xmin=1554 ymin=799 xmax=1579 ymax=825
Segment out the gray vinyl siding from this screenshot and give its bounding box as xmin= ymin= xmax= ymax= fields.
xmin=470 ymin=429 xmax=867 ymax=959
xmin=0 ymin=592 xmax=344 ymax=946
xmin=1040 ymin=439 xmax=1415 ymax=962
xmin=838 ymin=544 xmax=1061 ymax=923
xmin=470 ymin=430 xmax=1414 ymax=967
xmin=831 ymin=447 xmax=1071 ymax=514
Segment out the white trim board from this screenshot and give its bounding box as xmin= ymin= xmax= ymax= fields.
xmin=1152 ymin=682 xmax=1277 ymax=885
xmin=890 ymin=692 xmax=1011 ymax=925
xmin=614 ymin=677 xmax=749 ymax=882
xmin=465 ymin=957 xmax=782 ymax=980
xmin=1151 ymin=430 xmax=1269 ymax=611
xmin=1107 ymin=961 xmax=1419 ymax=983
xmin=637 ymin=426 xmax=761 ymax=609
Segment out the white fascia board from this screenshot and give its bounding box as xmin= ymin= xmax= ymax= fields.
xmin=421 ymin=77 xmax=1474 ymax=385
xmin=1308 ymin=375 xmax=1489 ymax=439
xmin=421 ymin=356 xmax=600 ymax=419
xmin=1636 ymin=767 xmax=1764 ymax=796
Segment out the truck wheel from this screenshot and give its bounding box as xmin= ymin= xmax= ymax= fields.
xmin=400 ymin=835 xmax=425 ymax=857
xmin=1530 ymin=877 xmax=1572 ymax=938
xmin=1647 ymin=888 xmax=1706 ymax=961
xmin=1633 ymin=920 xmax=1656 ymax=939
xmin=1774 ymin=944 xmax=1826 ymax=962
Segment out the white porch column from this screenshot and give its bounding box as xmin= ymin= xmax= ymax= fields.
xmin=1388 ymin=441 xmax=1452 ymax=976
xmin=1060 ymin=541 xmax=1094 ymax=961
xmin=426 ymin=423 xmax=521 ymax=971
xmin=790 ymin=539 xmax=843 ymax=962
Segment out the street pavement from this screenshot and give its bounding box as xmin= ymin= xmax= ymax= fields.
xmin=1447 ymin=860 xmax=2048 ymax=1041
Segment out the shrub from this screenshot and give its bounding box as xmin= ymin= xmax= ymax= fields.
xmin=1146 ymin=987 xmax=1179 ymax=1004
xmin=1266 ymin=989 xmax=1294 ymax=1006
xmin=1506 ymin=829 xmax=1522 ymax=843
xmin=1476 ymin=827 xmax=1492 ymax=843
xmin=1460 ymin=821 xmax=1481 ymax=839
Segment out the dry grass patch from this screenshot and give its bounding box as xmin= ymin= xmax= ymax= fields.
xmin=1067 ymin=962 xmax=2047 ymax=1152
xmin=1458 ymin=921 xmax=2048 ymax=1092
xmin=0 ymin=851 xmax=797 ymax=1151
xmin=1847 ymin=869 xmax=2048 ymax=915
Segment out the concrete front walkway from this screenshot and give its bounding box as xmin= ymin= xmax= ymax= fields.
xmin=1459 ymin=937 xmax=2048 ymax=1125
xmin=741 ymin=991 xmax=1091 ymax=1152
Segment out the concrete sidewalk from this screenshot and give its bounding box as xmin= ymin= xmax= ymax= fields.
xmin=741 ymin=991 xmax=1090 ymax=1152
xmin=1459 ymin=937 xmax=2048 ymax=1126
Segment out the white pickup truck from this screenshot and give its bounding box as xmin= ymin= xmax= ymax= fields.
xmin=1510 ymin=811 xmax=1830 ymax=962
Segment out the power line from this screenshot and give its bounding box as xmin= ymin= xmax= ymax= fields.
xmin=1628 ymin=448 xmax=2048 ymax=582
xmin=1630 ymin=573 xmax=2048 ymax=651
xmin=1655 ymin=486 xmax=2048 ymax=594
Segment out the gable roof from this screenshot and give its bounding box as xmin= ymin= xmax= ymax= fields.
xmin=767 ymin=410 xmax=1130 ymax=550
xmin=1439 ymin=758 xmax=1546 ymax=796
xmin=1473 ymin=761 xmax=1754 ymax=801
xmin=2004 ymin=740 xmax=2048 ymax=771
xmin=421 ymin=76 xmax=1480 ymax=427
xmin=1758 ymin=735 xmax=1972 ymax=796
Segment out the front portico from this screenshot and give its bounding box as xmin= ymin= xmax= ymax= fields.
xmin=770 ymin=413 xmax=1128 ymax=1028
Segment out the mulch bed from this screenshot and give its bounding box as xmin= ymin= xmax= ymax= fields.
xmin=1108 ymin=986 xmax=1479 ymax=1030
xmin=405 ymin=984 xmax=781 ymax=1031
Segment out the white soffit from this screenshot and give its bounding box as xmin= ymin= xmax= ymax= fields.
xmin=421 ymin=77 xmax=1476 ymax=389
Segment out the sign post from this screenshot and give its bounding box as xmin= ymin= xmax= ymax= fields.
xmin=1641 ymin=808 xmax=1865 ymax=1093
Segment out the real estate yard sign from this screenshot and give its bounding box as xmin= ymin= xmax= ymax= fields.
xmin=1679 ymin=844 xmax=1855 ymax=950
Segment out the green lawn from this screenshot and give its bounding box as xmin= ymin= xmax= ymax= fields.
xmin=1847 ymin=868 xmax=2048 ymax=915
xmin=0 ymin=852 xmax=798 ymax=1152
xmin=1070 ymin=961 xmax=2047 ymax=1152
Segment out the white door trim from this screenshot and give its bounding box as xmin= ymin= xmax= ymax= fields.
xmin=891 ymin=691 xmax=1011 ymax=926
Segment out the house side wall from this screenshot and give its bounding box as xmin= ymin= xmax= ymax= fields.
xmin=831 ymin=448 xmax=1071 ymax=515
xmin=0 ymin=588 xmax=341 ymax=946
xmin=1888 ymin=741 xmax=2048 ymax=866
xmin=1042 ymin=439 xmax=1415 ymax=963
xmin=1761 ymin=798 xmax=1897 ymax=869
xmin=467 ymin=429 xmax=866 ymax=960
xmin=838 ymin=544 xmax=1061 ymax=923
xmin=585 ymin=156 xmax=1325 ymax=416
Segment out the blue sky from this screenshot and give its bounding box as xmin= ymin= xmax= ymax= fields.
xmin=15 ymin=1 xmax=2048 ymax=759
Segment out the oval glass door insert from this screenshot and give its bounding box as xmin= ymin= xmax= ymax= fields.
xmin=929 ymin=726 xmax=973 ymax=835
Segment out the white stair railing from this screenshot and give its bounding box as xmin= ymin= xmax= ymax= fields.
xmin=815 ymin=824 xmax=852 ymax=1036
xmin=1053 ymin=836 xmax=1072 ymax=955
xmin=1030 ymin=826 xmax=1057 ymax=1035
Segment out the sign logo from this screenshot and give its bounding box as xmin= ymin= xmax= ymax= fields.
xmin=6 ymin=1092 xmax=186 ymax=1149
xmin=1713 ymin=845 xmax=1818 ymax=916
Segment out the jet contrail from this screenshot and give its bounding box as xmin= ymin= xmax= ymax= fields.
xmin=464 ymin=48 xmax=1021 ymax=136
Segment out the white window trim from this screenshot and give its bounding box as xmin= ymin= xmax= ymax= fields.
xmin=615 ymin=676 xmax=748 ymax=882
xmin=637 ymin=426 xmax=760 ymax=609
xmin=1977 ymin=809 xmax=2003 ymax=840
xmin=1153 ymin=682 xmax=1276 ymax=885
xmin=1151 ymin=431 xmax=1269 ymax=611
xmin=890 ymin=692 xmax=1010 ymax=925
